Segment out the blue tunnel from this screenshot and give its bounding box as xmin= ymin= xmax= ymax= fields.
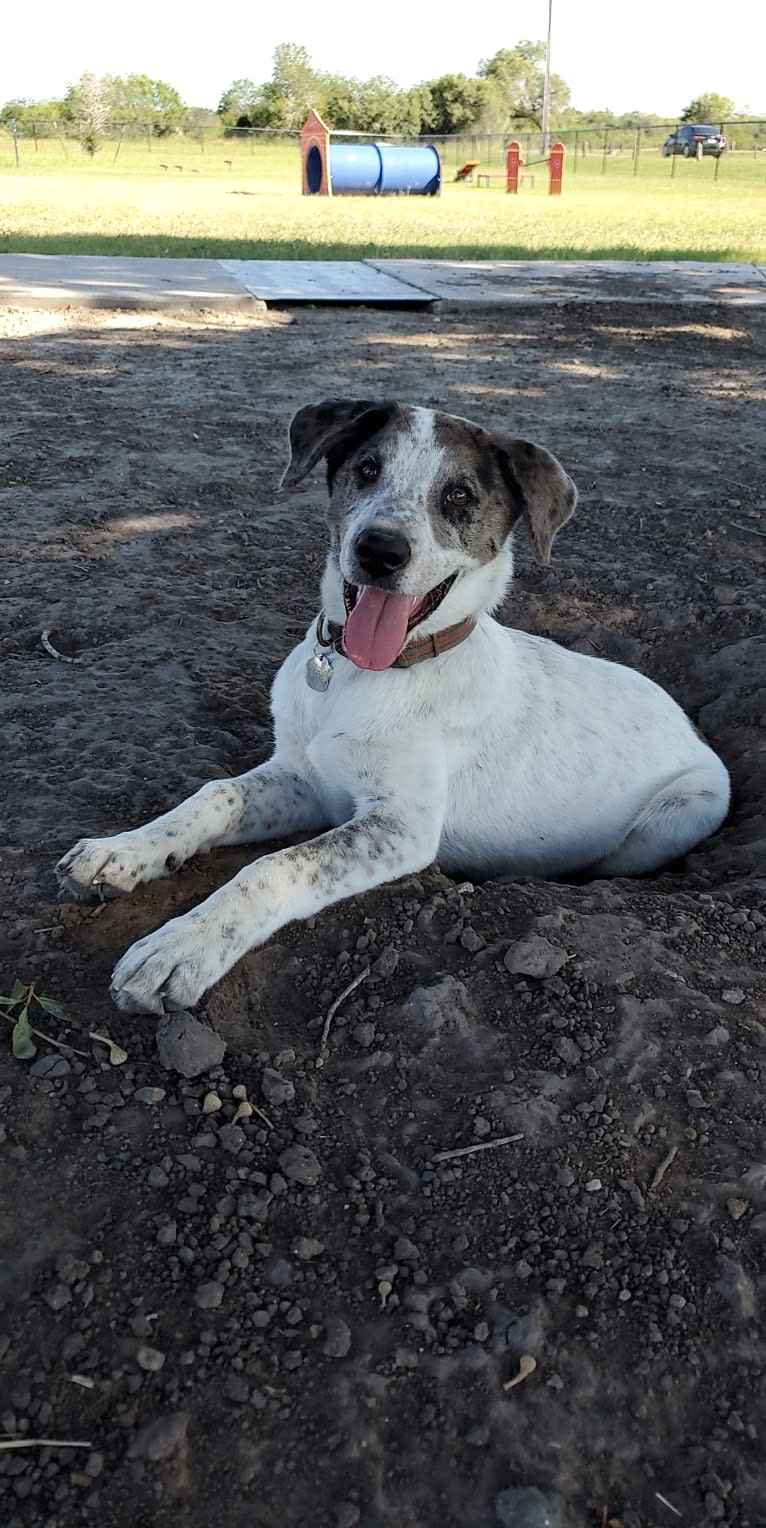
xmin=307 ymin=142 xmax=441 ymax=196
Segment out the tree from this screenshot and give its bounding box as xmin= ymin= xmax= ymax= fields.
xmin=478 ymin=42 xmax=570 ymax=130
xmin=421 ymin=74 xmax=487 ymax=135
xmin=269 ymin=42 xmax=319 ymax=128
xmin=218 ymin=78 xmax=262 ymax=126
xmin=62 ymin=72 xmax=111 ymax=154
xmin=680 ymin=93 xmax=736 ymax=124
xmin=108 ymin=75 xmax=187 ymax=135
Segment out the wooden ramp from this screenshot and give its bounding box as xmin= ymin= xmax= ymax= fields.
xmin=219 ymin=259 xmax=436 ymax=304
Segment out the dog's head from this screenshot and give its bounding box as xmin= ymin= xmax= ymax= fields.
xmin=282 ymin=400 xmax=577 ymax=670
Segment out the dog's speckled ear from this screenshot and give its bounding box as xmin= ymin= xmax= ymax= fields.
xmin=281 ymin=400 xmax=394 ymax=489
xmin=494 ymin=436 xmax=577 ymax=566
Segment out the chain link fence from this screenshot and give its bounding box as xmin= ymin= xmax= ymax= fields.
xmin=4 ymin=118 xmax=766 ymax=182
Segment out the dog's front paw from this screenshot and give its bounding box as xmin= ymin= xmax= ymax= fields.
xmin=110 ymin=914 xmax=218 ymax=1016
xmin=57 ymin=835 xmax=160 ymax=899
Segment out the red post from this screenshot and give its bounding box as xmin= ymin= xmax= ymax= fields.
xmin=506 ymin=141 xmax=522 ymax=194
xmin=301 ymin=109 xmax=331 ymax=196
xmin=548 ymin=141 xmax=565 ymax=195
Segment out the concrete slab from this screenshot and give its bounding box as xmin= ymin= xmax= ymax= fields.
xmin=220 ymin=259 xmax=433 ymax=303
xmin=0 ymin=254 xmax=254 ymax=310
xmin=0 ymin=253 xmax=763 ymax=312
xmin=368 ymin=258 xmax=766 ymax=307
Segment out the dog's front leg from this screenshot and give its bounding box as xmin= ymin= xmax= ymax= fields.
xmin=57 ymin=761 xmax=327 ymax=898
xmin=109 ymin=765 xmax=445 ymax=1016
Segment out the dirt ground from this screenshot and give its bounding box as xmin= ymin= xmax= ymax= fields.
xmin=0 ymin=298 xmax=765 ymax=1528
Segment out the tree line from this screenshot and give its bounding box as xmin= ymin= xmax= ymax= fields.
xmin=0 ymin=43 xmax=754 ymax=151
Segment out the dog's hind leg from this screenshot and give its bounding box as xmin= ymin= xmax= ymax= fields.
xmin=587 ymin=760 xmax=730 ymax=877
xmin=56 ymin=761 xmax=326 ymax=899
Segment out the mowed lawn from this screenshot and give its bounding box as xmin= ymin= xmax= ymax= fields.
xmin=1 ymin=135 xmax=764 ymax=261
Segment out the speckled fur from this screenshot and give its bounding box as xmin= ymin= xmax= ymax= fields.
xmin=57 ymin=400 xmax=730 ymax=1016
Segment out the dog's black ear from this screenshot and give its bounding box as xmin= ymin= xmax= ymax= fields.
xmin=493 ymin=436 xmax=577 ymax=566
xmin=281 ymin=400 xmax=396 ymax=489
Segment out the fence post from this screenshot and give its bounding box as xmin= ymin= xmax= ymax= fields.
xmin=548 ymin=141 xmax=564 ymax=194
xmin=633 ymin=127 xmax=640 ymax=176
xmin=506 ymin=141 xmax=521 ymax=193
xmin=601 ymin=126 xmax=608 ymax=174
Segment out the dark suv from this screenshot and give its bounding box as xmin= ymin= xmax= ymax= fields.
xmin=662 ymin=124 xmax=726 ymax=159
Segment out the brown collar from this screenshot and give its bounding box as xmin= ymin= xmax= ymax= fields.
xmin=316 ymin=612 xmax=476 ymax=669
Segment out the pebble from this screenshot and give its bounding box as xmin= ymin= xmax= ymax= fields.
xmin=156 ymin=1011 xmax=226 ymax=1078
xmin=128 ymin=1412 xmax=189 ymax=1461
xmin=134 ymin=1086 xmax=166 ymax=1105
xmin=323 ymin=1316 xmax=352 ymax=1358
xmin=29 ymin=1054 xmax=71 ymax=1079
xmin=195 ymin=1281 xmax=225 ymax=1310
xmin=217 ymin=1123 xmax=246 ymax=1154
xmin=352 ymin=1022 xmax=375 ymax=1048
xmin=504 ymin=935 xmax=569 ymax=979
xmin=279 ymin=1144 xmax=322 ymax=1185
xmin=44 ymin=1283 xmax=72 ymax=1312
xmin=584 ymin=1179 xmax=602 ymax=1193
xmin=147 ymin=1166 xmax=169 ymax=1188
xmin=136 ymin=1344 xmax=166 ymax=1372
xmin=495 ymin=1486 xmax=559 ymax=1527
xmin=336 ymin=1505 xmax=361 ymax=1528
xmin=721 ymin=988 xmax=746 ymax=1006
xmin=293 ymin=1236 xmax=324 ymax=1260
xmin=261 ymin=1068 xmax=295 ymax=1106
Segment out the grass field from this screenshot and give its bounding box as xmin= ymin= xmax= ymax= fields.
xmin=1 ymin=135 xmax=764 ymax=262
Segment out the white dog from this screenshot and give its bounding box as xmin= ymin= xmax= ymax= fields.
xmin=57 ymin=400 xmax=730 ymax=1015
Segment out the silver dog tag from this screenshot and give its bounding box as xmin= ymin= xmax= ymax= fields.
xmin=306 ymin=652 xmax=333 ymax=692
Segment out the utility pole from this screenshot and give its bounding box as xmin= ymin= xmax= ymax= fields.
xmin=541 ymin=0 xmax=553 ymax=155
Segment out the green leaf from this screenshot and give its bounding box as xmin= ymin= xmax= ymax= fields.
xmin=12 ymin=1008 xmax=37 ymax=1061
xmin=11 ymin=979 xmax=29 ymax=1003
xmin=35 ymin=995 xmax=69 ymax=1020
xmin=0 ymin=996 xmax=20 ymax=1008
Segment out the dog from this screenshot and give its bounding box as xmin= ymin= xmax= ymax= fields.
xmin=57 ymin=400 xmax=730 ymax=1016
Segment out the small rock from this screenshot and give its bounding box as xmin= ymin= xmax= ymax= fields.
xmin=336 ymin=1505 xmax=361 ymax=1528
xmin=352 ymin=1022 xmax=375 ymax=1048
xmin=217 ymin=1123 xmax=246 ymax=1155
xmin=84 ymin=1452 xmax=103 ymax=1479
xmin=225 ymin=1373 xmax=249 ymax=1404
xmin=136 ymin=1345 xmax=166 ymax=1372
xmin=279 ymin=1144 xmax=321 ymax=1186
xmin=44 ymin=1283 xmax=72 ymax=1312
xmin=495 ymin=1486 xmax=559 ymax=1527
xmin=202 ymin=1091 xmax=222 ymax=1114
xmin=504 ymin=936 xmax=569 ymax=979
xmin=372 ymin=946 xmax=399 ymax=979
xmin=740 ymin=1163 xmax=766 ymax=1193
xmin=584 ymin=1179 xmax=602 ymax=1193
xmin=128 ymin=1412 xmax=189 ymax=1461
xmin=323 ymin=1316 xmax=352 ymax=1358
xmin=147 ymin=1166 xmax=169 ymax=1188
xmin=134 ymin=1087 xmax=166 ymax=1105
xmin=156 ymin=1012 xmax=226 ymax=1079
xmin=261 ymin=1068 xmax=295 ymax=1106
xmin=195 ymin=1280 xmax=225 ymax=1310
xmin=293 ymin=1236 xmax=324 ymax=1261
xmin=721 ymin=988 xmax=746 ymax=1006
xmin=30 ymin=1055 xmax=71 ymax=1079
xmin=726 ymin=1198 xmax=748 ymax=1221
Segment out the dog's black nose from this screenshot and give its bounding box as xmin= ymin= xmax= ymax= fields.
xmin=355 ymin=528 xmax=411 ymax=579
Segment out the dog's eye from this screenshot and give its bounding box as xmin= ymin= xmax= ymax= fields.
xmin=443 ymin=483 xmax=473 ymax=510
xmin=357 ymin=456 xmax=380 ymax=484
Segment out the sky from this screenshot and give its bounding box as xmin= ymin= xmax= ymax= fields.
xmin=3 ymin=0 xmax=764 ymax=119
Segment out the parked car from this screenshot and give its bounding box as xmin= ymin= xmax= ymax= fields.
xmin=662 ymin=124 xmax=726 ymax=159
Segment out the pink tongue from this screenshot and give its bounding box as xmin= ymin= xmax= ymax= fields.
xmin=343 ymin=587 xmax=422 ymax=671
